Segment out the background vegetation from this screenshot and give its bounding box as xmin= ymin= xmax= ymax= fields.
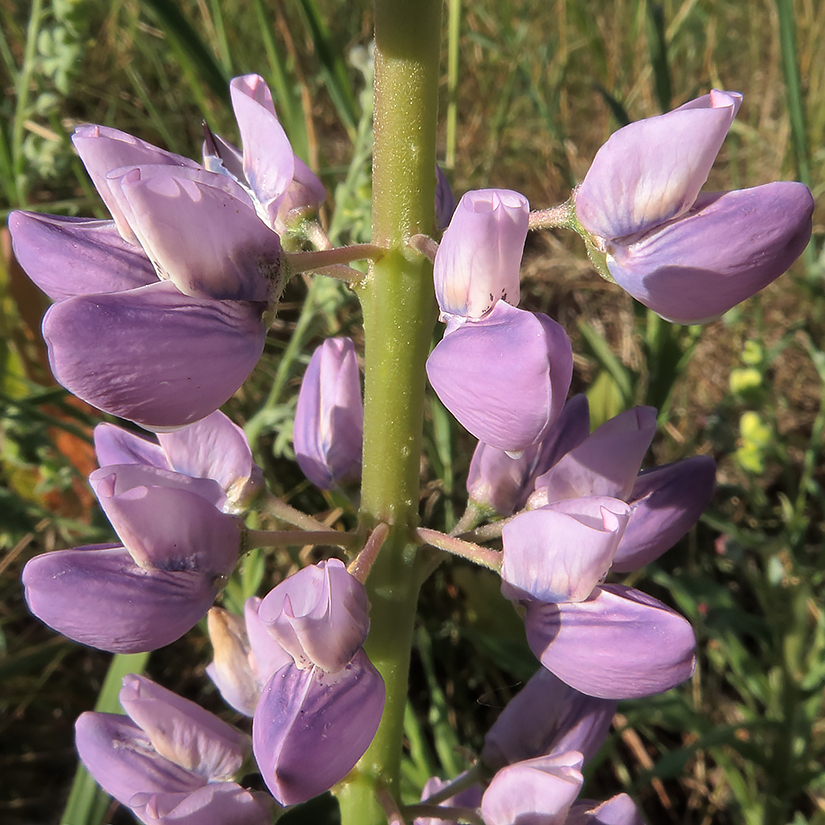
xmin=1 ymin=1 xmax=824 ymax=823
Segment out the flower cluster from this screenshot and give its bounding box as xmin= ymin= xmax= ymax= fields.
xmin=22 ymin=412 xmax=253 ymax=653
xmin=10 ymin=73 xmax=324 ymax=430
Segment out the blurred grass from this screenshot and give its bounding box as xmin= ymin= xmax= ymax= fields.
xmin=0 ymin=0 xmax=824 ymax=823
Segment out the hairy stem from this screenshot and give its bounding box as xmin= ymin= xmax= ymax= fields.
xmin=335 ymin=0 xmax=442 ymax=822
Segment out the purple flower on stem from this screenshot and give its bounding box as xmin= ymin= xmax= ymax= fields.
xmin=76 ymin=674 xmax=272 ymax=825
xmin=480 ymin=751 xmax=585 ymax=825
xmin=205 ymin=74 xmax=326 ymax=233
xmin=433 ymin=188 xmax=529 ymax=321
xmin=8 ymin=74 xmax=315 ymax=429
xmin=293 ymin=337 xmax=364 ymax=490
xmin=252 ymin=560 xmax=385 ymax=805
xmin=496 ymin=402 xmax=705 ymax=698
xmin=427 ymin=301 xmax=573 ymax=453
xmin=575 ymin=89 xmax=814 ymax=324
xmin=481 ymin=668 xmax=616 ymax=772
xmin=22 ymin=415 xmax=250 ymax=652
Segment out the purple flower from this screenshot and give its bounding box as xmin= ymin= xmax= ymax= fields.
xmin=251 ymin=561 xmax=385 ymax=804
xmin=480 ymin=751 xmax=584 ymax=825
xmin=493 ymin=400 xmax=707 ymax=698
xmin=501 ymin=496 xmax=631 ymax=604
xmin=293 ymin=337 xmax=364 ymax=490
xmin=206 ymin=599 xmax=293 ymax=717
xmin=205 ymin=74 xmax=326 ymax=234
xmin=567 ymin=794 xmax=645 ymax=825
xmin=433 ymin=189 xmax=529 ymax=321
xmin=427 ymin=301 xmax=573 ymax=452
xmin=466 ymin=394 xmax=591 ymax=517
xmin=524 ymin=584 xmax=696 ymax=699
xmin=481 ymin=668 xmax=616 ymax=772
xmin=75 ymin=674 xmax=272 ymax=825
xmin=575 ymin=90 xmax=814 ymax=323
xmin=22 ymin=416 xmax=250 ymax=652
xmin=8 ymin=74 xmax=313 ymax=429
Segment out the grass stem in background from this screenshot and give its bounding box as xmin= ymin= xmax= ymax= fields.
xmin=445 ymin=0 xmax=461 ymax=169
xmin=61 ymin=652 xmax=150 ymax=825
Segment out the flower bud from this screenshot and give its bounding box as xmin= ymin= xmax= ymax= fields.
xmin=206 ymin=599 xmax=292 ymax=717
xmin=252 ymin=561 xmax=383 ymax=805
xmin=293 ymin=337 xmax=364 ymax=489
xmin=433 ymin=188 xmax=528 ymax=321
xmin=257 ymin=559 xmax=370 ymax=672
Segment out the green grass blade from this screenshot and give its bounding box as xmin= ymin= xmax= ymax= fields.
xmin=295 ymin=0 xmax=359 ymax=136
xmin=251 ymin=0 xmax=309 ymax=158
xmin=776 ymin=0 xmax=811 ymax=189
xmin=208 ymin=0 xmax=232 ymax=73
xmin=577 ymin=319 xmax=635 ymax=406
xmin=445 ymin=0 xmax=461 ymax=168
xmin=646 ymin=2 xmax=671 ymax=112
xmin=61 ymin=652 xmax=150 ymax=825
xmin=11 ymin=0 xmax=45 ymax=207
xmin=140 ymin=0 xmax=230 ymax=104
xmin=775 ymin=0 xmax=815 ymax=270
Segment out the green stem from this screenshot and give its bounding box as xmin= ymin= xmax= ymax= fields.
xmin=335 ymin=1 xmax=442 ymax=822
xmin=62 ymin=652 xmax=150 ymax=825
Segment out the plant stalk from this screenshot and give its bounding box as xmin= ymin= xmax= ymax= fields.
xmin=335 ymin=0 xmax=442 ymax=822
